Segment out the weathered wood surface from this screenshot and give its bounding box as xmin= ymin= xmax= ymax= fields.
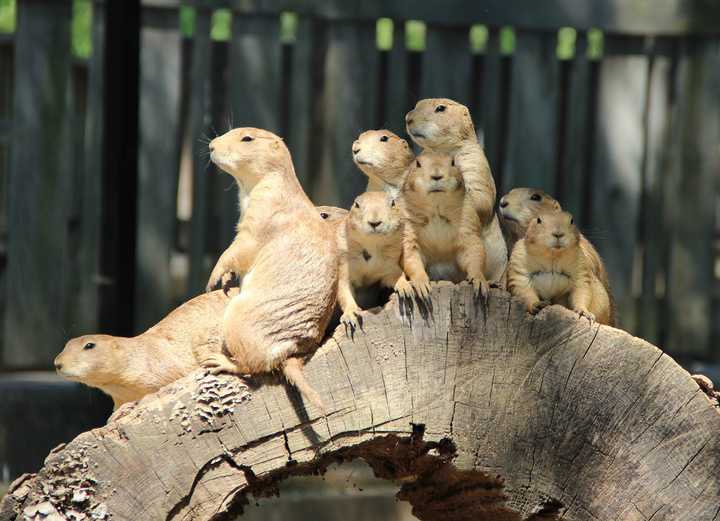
xmin=3 ymin=284 xmax=719 ymax=521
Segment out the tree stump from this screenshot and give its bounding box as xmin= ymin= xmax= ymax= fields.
xmin=3 ymin=283 xmax=719 ymax=521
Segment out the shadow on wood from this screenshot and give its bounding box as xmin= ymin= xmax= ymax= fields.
xmin=2 ymin=283 xmax=719 ymax=520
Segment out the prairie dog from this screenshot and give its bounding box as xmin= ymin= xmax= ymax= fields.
xmin=401 ymin=151 xmax=489 ymax=300
xmin=507 ymin=211 xmax=613 ymax=326
xmin=206 ymin=127 xmax=338 ymax=412
xmin=352 ymin=129 xmax=415 ymax=194
xmin=337 ymin=191 xmax=412 ymax=333
xmin=405 ymin=98 xmax=506 ymax=283
xmin=499 ymin=187 xmax=615 ymax=322
xmin=54 ymin=290 xmax=236 ymax=410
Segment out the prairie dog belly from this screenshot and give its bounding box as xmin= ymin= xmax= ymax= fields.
xmin=418 ymin=216 xmax=458 ymax=262
xmin=350 ymin=255 xmax=392 ymax=288
xmin=531 ymin=271 xmax=572 ymax=301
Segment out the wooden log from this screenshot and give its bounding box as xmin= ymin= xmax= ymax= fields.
xmin=2 ymin=284 xmax=719 ymax=520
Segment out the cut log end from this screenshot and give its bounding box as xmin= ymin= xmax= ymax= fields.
xmin=3 ymin=283 xmax=720 ymax=521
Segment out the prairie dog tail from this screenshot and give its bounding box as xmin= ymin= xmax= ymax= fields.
xmin=282 ymin=357 xmax=326 ymax=415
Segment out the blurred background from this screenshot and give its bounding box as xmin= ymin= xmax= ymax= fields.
xmin=0 ymin=0 xmax=718 ymax=517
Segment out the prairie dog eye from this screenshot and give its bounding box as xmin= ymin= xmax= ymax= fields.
xmin=570 ymin=217 xmax=574 ymax=225
xmin=380 ymin=135 xmax=389 ymax=142
xmin=530 ymin=193 xmax=542 ymax=202
xmin=354 ymin=202 xmax=360 ymax=209
xmin=416 ymin=160 xmax=421 ymax=168
xmin=320 ymin=212 xmax=329 ymax=219
xmin=451 ymin=158 xmax=455 ymax=167
xmin=435 ymin=105 xmax=446 ymax=113
xmin=241 ymin=136 xmax=253 ymax=142
xmin=83 ymin=342 xmax=96 ymax=351
xmin=536 ymin=217 xmax=542 ymax=224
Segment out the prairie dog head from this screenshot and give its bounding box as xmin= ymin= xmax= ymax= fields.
xmin=405 ymin=98 xmax=476 ymax=151
xmin=499 ymin=188 xmax=562 ymax=239
xmin=54 ymin=335 xmax=125 ymax=387
xmin=404 ymin=151 xmax=463 ymax=197
xmin=209 ymin=127 xmax=290 ymax=189
xmin=317 ymin=205 xmax=348 ymax=225
xmin=348 ymin=191 xmax=401 ymax=238
xmin=525 ymin=211 xmax=580 ymax=254
xmin=352 ymin=130 xmax=414 ymax=187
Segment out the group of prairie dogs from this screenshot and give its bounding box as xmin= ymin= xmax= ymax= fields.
xmin=334 ymin=98 xmax=615 ymax=333
xmin=54 ymin=97 xmax=614 ymax=414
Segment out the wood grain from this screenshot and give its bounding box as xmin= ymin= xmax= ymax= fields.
xmin=3 ymin=284 xmax=719 ymax=520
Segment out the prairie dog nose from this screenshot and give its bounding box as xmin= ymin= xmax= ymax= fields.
xmin=208 ymin=144 xmax=215 ymax=152
xmin=431 ymin=174 xmax=443 ymax=181
xmin=552 ymin=232 xmax=565 ymax=239
xmin=499 ymin=199 xmax=509 ymax=208
xmin=352 ymin=147 xmax=360 ymax=155
xmin=54 ymin=360 xmax=62 ymax=371
xmin=368 ymin=220 xmax=382 ymax=229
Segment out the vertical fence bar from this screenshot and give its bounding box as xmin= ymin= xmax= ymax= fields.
xmin=503 ymin=31 xmax=559 ymax=192
xmin=187 ymin=7 xmax=213 ymax=296
xmin=4 ymin=0 xmax=74 ymax=368
xmin=382 ymin=19 xmax=408 ymax=136
xmin=591 ymin=35 xmax=649 ymax=333
xmin=134 ymin=0 xmax=183 ymax=331
xmin=316 ymin=20 xmax=379 ymax=206
xmin=664 ymin=37 xmax=719 ymax=359
xmin=421 ymin=24 xmax=472 ymax=107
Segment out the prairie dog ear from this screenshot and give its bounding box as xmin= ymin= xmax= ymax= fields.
xmin=271 ymin=140 xmax=280 ymax=150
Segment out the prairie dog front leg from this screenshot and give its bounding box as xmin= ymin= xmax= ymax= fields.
xmin=206 ymin=234 xmax=258 ymax=292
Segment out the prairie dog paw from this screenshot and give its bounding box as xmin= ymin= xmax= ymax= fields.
xmin=528 ymin=300 xmax=550 ymax=315
xmin=411 ymin=276 xmax=432 ymax=301
xmin=340 ymin=309 xmax=363 ymax=338
xmin=201 ymin=353 xmax=240 ymax=375
xmin=575 ymin=308 xmax=595 ymax=323
xmin=467 ymin=276 xmax=489 ymax=300
xmin=394 ymin=278 xmax=414 ymax=299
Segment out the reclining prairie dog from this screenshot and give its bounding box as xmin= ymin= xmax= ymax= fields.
xmin=499 ymin=187 xmax=614 ymax=322
xmin=401 ymin=151 xmax=489 ymax=300
xmin=507 ymin=211 xmax=613 ymax=326
xmin=352 ymin=129 xmax=415 ymax=194
xmin=405 ymin=98 xmax=506 ymax=283
xmin=54 ymin=290 xmax=236 ymax=410
xmin=206 ymin=127 xmax=337 ymax=412
xmin=337 ymin=191 xmax=412 ymax=333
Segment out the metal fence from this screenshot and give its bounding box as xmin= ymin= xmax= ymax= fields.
xmin=0 ymin=0 xmax=719 ymax=370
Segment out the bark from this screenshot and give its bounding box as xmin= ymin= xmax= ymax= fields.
xmin=3 ymin=283 xmax=720 ymax=521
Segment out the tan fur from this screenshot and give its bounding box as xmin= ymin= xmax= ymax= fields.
xmin=352 ymin=129 xmax=415 ymax=194
xmin=405 ymin=98 xmax=506 ymax=283
xmin=336 ymin=192 xmax=411 ymax=331
xmin=500 ymin=187 xmax=615 ymax=323
xmin=507 ymin=211 xmax=613 ymax=326
xmin=54 ymin=290 xmax=237 ymax=410
xmin=401 ymin=151 xmax=489 ymax=300
xmin=206 ymin=127 xmax=338 ymax=412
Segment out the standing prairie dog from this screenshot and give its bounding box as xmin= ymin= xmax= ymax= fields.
xmin=401 ymin=151 xmax=489 ymax=300
xmin=54 ymin=290 xmax=237 ymax=410
xmin=352 ymin=129 xmax=415 ymax=194
xmin=499 ymin=187 xmax=615 ymax=323
xmin=337 ymin=191 xmax=412 ymax=334
xmin=507 ymin=211 xmax=613 ymax=326
xmin=206 ymin=127 xmax=338 ymax=412
xmin=405 ymin=98 xmax=506 ymax=283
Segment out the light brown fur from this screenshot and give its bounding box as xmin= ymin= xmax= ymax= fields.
xmin=507 ymin=211 xmax=613 ymax=326
xmin=401 ymin=151 xmax=489 ymax=300
xmin=500 ymin=187 xmax=615 ymax=323
xmin=54 ymin=290 xmax=236 ymax=410
xmin=336 ymin=191 xmax=412 ymax=333
xmin=206 ymin=127 xmax=338 ymax=412
xmin=352 ymin=129 xmax=415 ymax=194
xmin=405 ymin=98 xmax=506 ymax=283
